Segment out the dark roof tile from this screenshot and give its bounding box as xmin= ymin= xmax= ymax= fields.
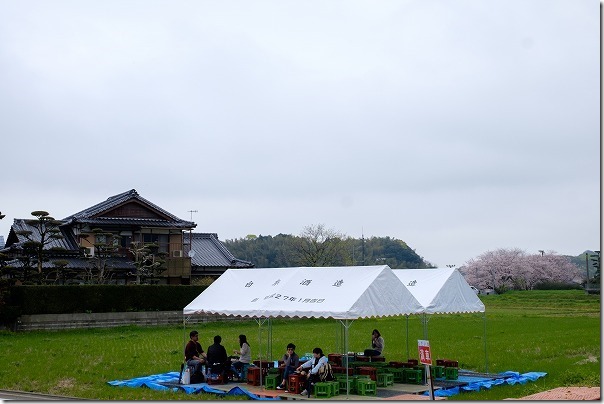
xmin=63 ymin=189 xmax=194 ymax=228
xmin=189 ymin=233 xmax=253 ymax=268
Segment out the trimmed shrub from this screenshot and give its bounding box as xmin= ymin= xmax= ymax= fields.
xmin=5 ymin=285 xmax=207 ymax=315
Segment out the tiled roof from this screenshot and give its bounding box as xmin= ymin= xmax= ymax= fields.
xmin=63 ymin=189 xmax=195 ymax=228
xmin=0 ymin=190 xmax=252 ymax=277
xmin=7 ymin=219 xmax=79 ymax=251
xmin=189 ymin=233 xmax=254 ymax=269
xmin=74 ymin=217 xmax=192 ymax=228
xmin=4 ymin=256 xmax=135 ymax=270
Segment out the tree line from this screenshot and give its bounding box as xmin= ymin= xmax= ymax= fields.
xmin=224 ymin=224 xmax=433 ymax=269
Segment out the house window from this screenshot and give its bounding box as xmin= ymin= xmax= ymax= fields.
xmin=142 ymin=234 xmax=169 ymax=253
xmin=121 ymin=236 xmax=132 ymax=248
xmin=96 ymin=234 xmax=107 ymax=244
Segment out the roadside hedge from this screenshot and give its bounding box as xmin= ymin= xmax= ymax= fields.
xmin=4 ymin=285 xmax=207 ymax=316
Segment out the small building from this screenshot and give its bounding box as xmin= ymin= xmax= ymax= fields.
xmin=1 ymin=189 xmax=253 ymax=284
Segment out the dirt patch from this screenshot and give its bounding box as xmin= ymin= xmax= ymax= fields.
xmin=54 ymin=378 xmax=76 ymax=390
xmin=576 ymin=355 xmax=598 ymax=365
xmin=508 ymin=387 xmax=600 ymax=400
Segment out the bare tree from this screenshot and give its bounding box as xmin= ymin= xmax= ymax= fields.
xmin=293 ymin=224 xmax=347 ymax=267
xmin=128 ymin=241 xmax=166 ymax=284
xmin=80 ymin=229 xmax=120 ymax=284
xmin=46 ymin=259 xmax=77 ymax=285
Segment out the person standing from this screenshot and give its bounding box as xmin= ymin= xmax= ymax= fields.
xmin=277 ymin=343 xmax=300 ymax=390
xmin=363 ymin=329 xmax=384 ymax=357
xmin=184 ymin=330 xmax=206 ymax=375
xmin=207 ymin=335 xmax=229 ymax=379
xmin=230 ymin=334 xmax=251 ymax=380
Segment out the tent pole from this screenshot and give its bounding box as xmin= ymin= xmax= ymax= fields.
xmin=422 ymin=313 xmax=428 ymax=340
xmin=255 ymin=317 xmax=264 ymax=388
xmin=256 ymin=317 xmax=270 ymax=388
xmin=345 ymin=319 xmax=349 ymax=401
xmin=335 ymin=321 xmax=341 ymax=353
xmin=338 ymin=319 xmax=354 ymax=400
xmin=182 ymin=316 xmax=187 ymax=368
xmin=483 ymin=313 xmax=488 ymax=373
xmin=406 ymin=315 xmax=409 ymax=360
xmin=268 ymin=317 xmax=273 ymax=363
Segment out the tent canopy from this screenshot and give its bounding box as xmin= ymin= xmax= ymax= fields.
xmin=393 ymin=268 xmax=485 ymax=314
xmin=184 ymin=265 xmax=424 ymax=320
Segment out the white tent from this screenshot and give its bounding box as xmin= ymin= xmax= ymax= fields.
xmin=393 ymin=268 xmax=488 ymax=372
xmin=393 ymin=268 xmax=485 ymax=314
xmin=185 ymin=265 xmax=424 ymax=319
xmin=184 ymin=267 xmax=298 ymax=317
xmin=183 ymin=265 xmax=424 ymax=394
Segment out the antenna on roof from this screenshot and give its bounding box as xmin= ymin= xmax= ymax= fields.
xmin=187 ymin=210 xmax=198 ymax=260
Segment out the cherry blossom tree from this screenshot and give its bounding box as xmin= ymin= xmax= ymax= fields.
xmin=461 ymin=248 xmax=581 ymax=292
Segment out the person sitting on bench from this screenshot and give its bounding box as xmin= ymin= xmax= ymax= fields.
xmin=207 ymin=335 xmax=229 ymax=380
xmin=363 ymin=329 xmax=384 ymax=357
xmin=277 ymin=342 xmax=300 ymax=390
xmin=230 ymin=334 xmax=251 ymax=380
xmin=184 ymin=330 xmax=207 ymax=376
xmin=296 ymin=347 xmax=328 ymax=397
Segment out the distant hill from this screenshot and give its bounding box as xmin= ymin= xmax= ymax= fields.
xmin=223 ymin=234 xmax=434 ymax=269
xmin=570 ymin=251 xmax=599 ymax=277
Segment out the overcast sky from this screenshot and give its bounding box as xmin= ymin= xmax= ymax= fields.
xmin=0 ymin=0 xmax=599 ymax=267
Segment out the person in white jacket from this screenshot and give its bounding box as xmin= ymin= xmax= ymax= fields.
xmin=230 ymin=334 xmax=251 ymax=380
xmin=296 ymin=347 xmax=328 ymax=397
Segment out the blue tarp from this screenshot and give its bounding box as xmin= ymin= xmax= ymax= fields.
xmin=423 ymin=370 xmax=547 ymax=397
xmin=109 ymin=369 xmax=547 ymax=399
xmin=107 ymin=371 xmax=280 ymax=400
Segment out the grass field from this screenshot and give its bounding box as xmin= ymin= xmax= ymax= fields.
xmin=0 ymin=290 xmax=599 ymax=400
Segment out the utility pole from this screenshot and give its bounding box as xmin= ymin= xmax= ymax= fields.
xmin=585 ymin=253 xmax=589 ymax=292
xmin=361 ymin=228 xmax=365 ymax=266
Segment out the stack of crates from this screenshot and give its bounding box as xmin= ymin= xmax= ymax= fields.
xmin=436 ymin=359 xmax=459 ymax=380
xmin=376 ymin=371 xmax=394 ymax=387
xmin=355 ymin=377 xmax=377 ymax=396
xmin=431 ymin=365 xmax=445 ymax=379
xmin=385 ymin=367 xmax=404 ymax=383
xmin=404 ymin=368 xmax=423 ymax=384
xmin=313 ymin=382 xmax=332 ymax=398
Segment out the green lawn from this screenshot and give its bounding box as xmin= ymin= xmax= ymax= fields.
xmin=0 ymin=290 xmax=599 ymax=400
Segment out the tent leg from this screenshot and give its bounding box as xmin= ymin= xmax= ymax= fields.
xmin=268 ymin=317 xmax=272 ymax=362
xmin=255 ymin=317 xmax=269 ymax=388
xmin=422 ymin=313 xmax=429 ymax=340
xmin=406 ymin=315 xmax=409 ymax=359
xmin=256 ymin=317 xmax=262 ymax=387
xmin=483 ymin=313 xmax=488 ymax=373
xmin=339 ymin=319 xmax=354 ymax=400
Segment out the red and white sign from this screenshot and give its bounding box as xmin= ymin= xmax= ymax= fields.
xmin=417 ymin=340 xmax=432 ymax=365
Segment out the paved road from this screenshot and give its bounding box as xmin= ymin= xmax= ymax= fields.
xmin=0 ymin=390 xmax=81 ymax=401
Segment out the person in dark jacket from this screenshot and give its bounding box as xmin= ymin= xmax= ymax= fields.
xmin=184 ymin=330 xmax=206 ymax=375
xmin=276 ymin=343 xmax=299 ymax=390
xmin=206 ymin=335 xmax=229 ymax=378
